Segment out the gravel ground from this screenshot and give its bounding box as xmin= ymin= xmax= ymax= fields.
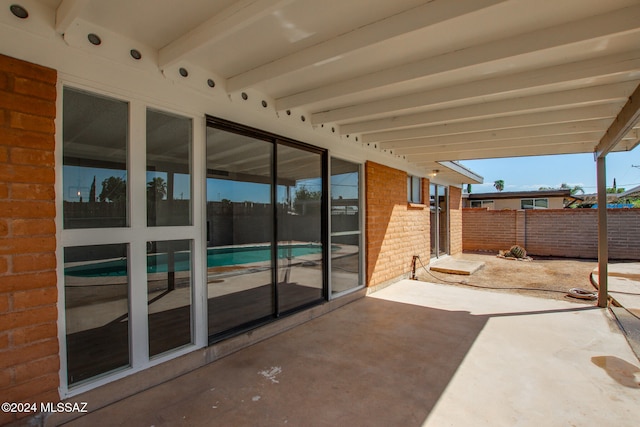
xmin=418 ymin=252 xmax=598 ymax=304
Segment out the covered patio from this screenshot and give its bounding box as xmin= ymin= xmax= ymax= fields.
xmin=2 ymin=1 xmax=640 ymax=425
xmin=48 ymin=279 xmax=639 ymax=426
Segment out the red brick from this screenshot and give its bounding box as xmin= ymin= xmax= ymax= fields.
xmin=0 ymin=201 xmax=55 ymax=219
xmin=0 ymin=219 xmax=7 ymax=237
xmin=0 ymin=236 xmax=57 ymax=255
xmin=2 ymin=372 xmax=59 ymax=403
xmin=0 ymin=127 xmax=54 ymax=150
xmin=11 ymin=183 xmax=55 ymax=200
xmin=0 ymin=164 xmax=54 ymax=185
xmin=0 ymin=333 xmax=8 ymax=349
xmin=11 ymin=219 xmax=55 ymax=237
xmin=12 ymin=288 xmax=57 ymax=310
xmin=0 ymin=183 xmax=8 ymax=199
xmin=0 ymin=293 xmax=9 ymax=312
xmin=0 ymin=271 xmax=57 ymax=292
xmin=0 ymin=71 xmax=8 ymax=91
xmin=13 ymin=355 xmax=59 ymax=384
xmin=0 ymin=146 xmax=7 ymax=163
xmin=9 ymin=111 xmax=55 ymax=134
xmin=0 ymin=306 xmax=57 ymax=332
xmin=13 ymin=77 xmax=57 ymax=102
xmin=11 ymin=323 xmax=58 ymax=347
xmin=0 ymin=54 xmax=56 ymax=84
xmin=0 ymin=339 xmax=58 ymax=370
xmin=9 ymin=147 xmax=55 ymax=167
xmin=0 ymin=91 xmax=56 ymax=118
xmin=13 ymin=253 xmax=56 ymax=273
xmin=0 ymin=257 xmax=8 ymax=274
xmin=0 ymin=367 xmax=12 ymax=388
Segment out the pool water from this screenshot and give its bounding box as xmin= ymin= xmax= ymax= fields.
xmin=65 ymin=244 xmax=325 ymax=277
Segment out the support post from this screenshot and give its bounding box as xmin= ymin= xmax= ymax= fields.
xmin=596 ymin=156 xmax=608 ymax=308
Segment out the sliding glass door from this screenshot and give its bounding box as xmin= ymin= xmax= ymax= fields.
xmin=430 ymin=184 xmax=449 ymax=258
xmin=206 ymin=120 xmax=326 ymax=340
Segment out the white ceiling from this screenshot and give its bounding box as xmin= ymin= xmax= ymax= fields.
xmin=7 ymin=0 xmax=640 ymax=182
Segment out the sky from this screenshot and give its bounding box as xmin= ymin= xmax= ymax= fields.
xmin=459 ymin=146 xmax=640 ymax=194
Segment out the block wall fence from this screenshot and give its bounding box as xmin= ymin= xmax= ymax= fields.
xmin=462 ymin=208 xmax=640 ymax=260
xmin=0 ymin=54 xmax=60 ymax=425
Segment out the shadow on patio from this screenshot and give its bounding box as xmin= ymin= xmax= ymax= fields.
xmin=54 ymin=280 xmax=639 ymax=427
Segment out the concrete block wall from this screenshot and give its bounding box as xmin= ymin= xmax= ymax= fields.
xmin=462 ymin=208 xmax=640 ymax=260
xmin=365 ymin=161 xmax=429 ymax=287
xmin=0 ymin=54 xmax=60 ymax=425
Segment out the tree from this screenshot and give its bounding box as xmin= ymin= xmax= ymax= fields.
xmin=294 ymin=185 xmax=321 ymax=214
xmin=538 ymin=183 xmax=584 ymax=195
xmin=493 ymin=180 xmax=504 ymax=192
xmin=147 ymin=177 xmax=167 ymax=202
xmin=89 ymin=176 xmax=96 ymax=203
xmin=99 ymin=176 xmax=126 ymax=202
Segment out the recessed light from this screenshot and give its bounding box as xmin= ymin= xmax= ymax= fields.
xmin=179 ymin=68 xmax=188 ymax=77
xmin=241 ymin=92 xmax=248 ymax=100
xmin=130 ymin=49 xmax=142 ymax=60
xmin=10 ymin=4 xmax=28 ymax=19
xmin=207 ymin=79 xmax=215 ymax=88
xmin=87 ymin=33 xmax=101 ymax=46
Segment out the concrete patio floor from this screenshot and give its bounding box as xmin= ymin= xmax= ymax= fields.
xmin=53 ymin=280 xmax=639 ymax=427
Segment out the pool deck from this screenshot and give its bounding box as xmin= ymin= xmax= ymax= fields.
xmin=45 ymin=280 xmax=640 ymax=427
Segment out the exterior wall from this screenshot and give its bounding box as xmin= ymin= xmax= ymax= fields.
xmin=449 ymin=186 xmax=463 ymax=255
xmin=462 ymin=208 xmax=640 ymax=260
xmin=0 ymin=54 xmax=59 ymax=425
xmin=365 ymin=162 xmax=429 ymax=287
xmin=465 ymin=197 xmax=565 ymax=210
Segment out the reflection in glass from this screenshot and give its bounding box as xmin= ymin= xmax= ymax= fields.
xmin=147 ymin=109 xmax=192 ymax=226
xmin=430 ymin=184 xmax=437 ymax=257
xmin=330 ymin=158 xmax=361 ymax=294
xmin=438 ymin=186 xmax=449 ymax=256
xmin=63 ymin=88 xmax=128 ymax=229
xmin=277 ymin=144 xmax=324 ymax=313
xmin=64 ymin=244 xmax=129 ymax=385
xmin=206 ymin=128 xmax=274 ymax=337
xmin=147 ymin=240 xmax=192 ymax=357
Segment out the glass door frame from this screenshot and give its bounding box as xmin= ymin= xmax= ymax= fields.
xmin=430 ymin=184 xmax=450 ymax=259
xmin=205 ymin=116 xmax=328 ymax=343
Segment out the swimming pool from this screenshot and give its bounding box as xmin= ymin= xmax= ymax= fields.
xmin=64 ymin=244 xmax=326 ymax=277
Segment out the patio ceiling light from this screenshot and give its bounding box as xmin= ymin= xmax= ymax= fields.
xmin=432 ymin=169 xmax=439 ymax=177
xmin=130 ymin=49 xmax=142 ymax=60
xmin=179 ymin=67 xmax=188 ymax=77
xmin=10 ymin=4 xmax=28 ymax=19
xmin=87 ymin=33 xmax=101 ymax=46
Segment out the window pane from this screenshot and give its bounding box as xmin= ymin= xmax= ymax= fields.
xmin=521 ymin=199 xmax=533 ymax=209
xmin=148 ymin=240 xmax=192 ymax=357
xmin=63 ymin=88 xmax=128 ymax=229
xmin=64 ymin=244 xmax=129 ymax=385
xmin=206 ymin=128 xmax=275 ymax=337
xmin=412 ymin=176 xmax=421 ymax=203
xmin=331 ymin=158 xmax=361 ymax=294
xmin=331 ymin=159 xmax=359 ymax=233
xmin=277 ymin=143 xmax=324 ymax=313
xmin=535 ymin=198 xmax=548 ymax=208
xmin=147 ymin=109 xmax=192 ymax=226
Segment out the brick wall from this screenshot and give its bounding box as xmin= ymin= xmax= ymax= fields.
xmin=462 ymin=208 xmax=640 ymax=260
xmin=0 ymin=54 xmax=59 ymax=424
xmin=365 ymin=162 xmax=429 ymax=287
xmin=449 ymin=186 xmax=462 ymax=255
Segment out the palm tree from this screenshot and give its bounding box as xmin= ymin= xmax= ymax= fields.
xmin=493 ymin=179 xmax=504 ymax=192
xmin=147 ymin=177 xmax=167 ymax=202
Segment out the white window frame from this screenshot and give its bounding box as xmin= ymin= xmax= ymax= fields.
xmin=407 ymin=175 xmax=422 ymax=203
xmin=56 ymin=82 xmax=207 ymax=397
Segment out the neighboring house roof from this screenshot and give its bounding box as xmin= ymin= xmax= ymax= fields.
xmin=619 ymin=184 xmax=640 ymax=198
xmin=466 ymin=189 xmax=580 ymax=200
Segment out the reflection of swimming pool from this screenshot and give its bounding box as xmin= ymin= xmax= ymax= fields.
xmin=65 ymin=244 xmax=326 ymax=277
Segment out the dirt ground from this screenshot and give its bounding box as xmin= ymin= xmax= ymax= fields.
xmin=418 ymin=252 xmax=599 ymax=304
